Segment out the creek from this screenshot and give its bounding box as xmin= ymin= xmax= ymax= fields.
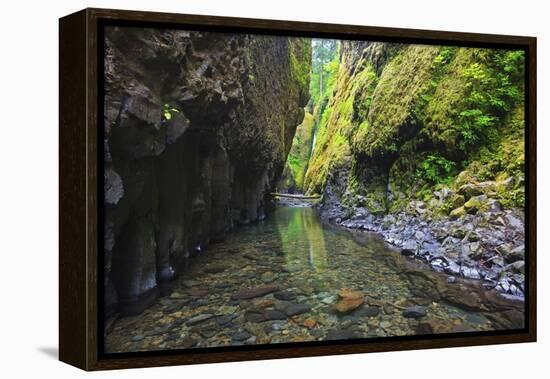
xmin=105 ymin=205 xmax=524 ymax=353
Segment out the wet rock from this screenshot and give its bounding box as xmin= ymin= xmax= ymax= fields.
xmin=441 ymin=285 xmax=484 ymax=311
xmin=303 ymin=318 xmax=317 ymax=328
xmin=244 ymin=310 xmax=266 ymax=323
xmin=260 ymin=271 xmax=277 ymax=283
xmin=282 ymin=303 xmax=311 ymax=317
xmin=245 ymin=309 xmax=286 ymax=323
xmin=187 ymin=313 xmax=215 ymax=326
xmin=335 ymin=289 xmax=364 ymax=313
xmin=506 ymin=214 xmax=523 ymax=230
xmin=451 ymin=323 xmax=475 ymax=333
xmin=205 ymin=264 xmax=226 ymax=274
xmin=231 ymin=331 xmax=252 ymax=341
xmin=263 ymin=310 xmax=288 ymax=321
xmin=186 ymin=288 xmax=209 ymax=297
xmin=353 ymin=306 xmax=380 ymax=318
xmin=231 ymin=284 xmax=279 ymax=300
xmin=321 ymin=296 xmax=336 ymax=304
xmin=325 ymin=329 xmax=360 ymax=341
xmin=402 ymin=306 xmax=427 ymax=319
xmin=401 ymin=240 xmax=418 ymax=256
xmin=507 ymin=260 xmax=525 ymax=274
xmin=216 ymin=314 xmax=238 ymax=326
xmin=243 ymin=253 xmax=259 ymax=260
xmin=461 ymin=242 xmax=481 ymax=260
xmin=380 ymin=320 xmax=392 ymax=329
xmin=199 ymin=328 xmax=217 ymax=338
xmin=131 ymin=334 xmax=145 ymax=342
xmin=504 ymin=245 xmax=525 ymax=263
xmin=181 ymin=336 xmax=197 ymax=348
xmin=415 ymin=322 xmax=434 ymax=334
xmin=461 ymin=266 xmax=481 ymax=280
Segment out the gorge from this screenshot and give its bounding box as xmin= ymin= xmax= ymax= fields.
xmin=102 ymin=28 xmax=526 ymax=351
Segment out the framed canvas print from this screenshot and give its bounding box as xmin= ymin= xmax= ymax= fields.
xmin=59 ymin=8 xmax=537 ymax=371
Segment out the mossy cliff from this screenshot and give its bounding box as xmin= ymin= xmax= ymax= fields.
xmin=304 ymin=41 xmax=524 ymax=218
xmin=277 ymin=111 xmax=315 ymax=193
xmin=301 ymin=40 xmax=525 ymax=295
xmin=104 ymin=27 xmax=310 ymax=316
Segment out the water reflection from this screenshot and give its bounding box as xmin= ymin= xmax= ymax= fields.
xmin=276 ymin=207 xmax=328 ymax=272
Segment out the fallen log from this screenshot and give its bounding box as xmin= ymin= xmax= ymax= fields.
xmin=270 ymin=192 xmax=322 ymax=200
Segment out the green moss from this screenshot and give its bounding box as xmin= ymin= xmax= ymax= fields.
xmin=284 ymin=112 xmax=315 ymax=191
xmin=289 ymin=39 xmax=312 ymax=93
xmin=449 ymin=206 xmax=466 ymax=220
xmin=300 ymin=40 xmax=525 ymax=214
xmin=353 ymin=45 xmax=440 ymax=158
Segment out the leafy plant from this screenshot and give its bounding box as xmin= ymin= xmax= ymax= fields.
xmin=416 ymin=154 xmax=457 ymax=184
xmin=457 ymin=50 xmax=524 ymax=152
xmin=162 ymin=103 xmax=180 ymax=121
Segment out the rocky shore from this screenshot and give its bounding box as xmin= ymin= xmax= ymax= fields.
xmin=318 ymin=183 xmax=526 ymax=299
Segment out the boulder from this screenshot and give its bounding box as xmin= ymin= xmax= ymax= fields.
xmin=464 ymin=195 xmax=487 ymax=214
xmin=449 ymin=206 xmax=466 ymax=220
xmin=402 ymin=305 xmax=427 ymax=318
xmin=334 ymin=289 xmax=364 ymax=313
xmin=231 ymin=284 xmax=279 ymax=300
xmin=458 ymin=184 xmax=484 ymax=199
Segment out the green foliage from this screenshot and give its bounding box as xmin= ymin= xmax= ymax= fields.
xmin=162 ymin=103 xmax=180 ymax=121
xmin=309 ymin=39 xmax=339 ymax=107
xmin=454 ymin=50 xmax=524 ymax=152
xmin=416 ymin=154 xmax=457 ymax=184
xmin=301 ymin=40 xmax=525 ymax=212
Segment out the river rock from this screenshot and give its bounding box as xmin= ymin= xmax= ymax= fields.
xmin=402 ymin=306 xmax=427 ymax=319
xmin=205 ymin=263 xmax=226 ymax=274
xmin=245 ymin=309 xmax=287 ymax=323
xmin=186 ymin=313 xmax=215 ymax=325
xmin=282 ymin=303 xmax=311 ymax=317
xmin=231 ymin=331 xmax=252 ymax=341
xmin=260 ymin=271 xmax=277 ymax=283
xmin=335 ymin=288 xmax=364 ymax=313
xmin=325 ymin=329 xmax=360 ymax=341
xmin=353 ymin=306 xmax=380 ymax=318
xmin=274 ymin=290 xmax=296 ymax=301
xmin=231 ymin=284 xmax=279 ymax=300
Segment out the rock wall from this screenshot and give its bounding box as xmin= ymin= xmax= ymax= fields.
xmin=103 ymin=26 xmax=310 ymax=316
xmin=277 ymin=110 xmax=315 ymax=193
xmin=305 ymin=40 xmax=526 ymax=297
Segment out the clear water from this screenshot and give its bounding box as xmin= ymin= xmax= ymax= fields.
xmin=105 ymin=206 xmax=524 ymax=353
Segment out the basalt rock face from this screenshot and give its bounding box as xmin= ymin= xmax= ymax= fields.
xmin=103 ymin=26 xmax=310 ymax=317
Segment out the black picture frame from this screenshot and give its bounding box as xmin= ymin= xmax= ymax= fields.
xmin=59 ymin=8 xmax=537 ymax=371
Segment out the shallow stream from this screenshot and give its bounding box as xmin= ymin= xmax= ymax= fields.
xmin=105 ymin=206 xmax=524 ymax=353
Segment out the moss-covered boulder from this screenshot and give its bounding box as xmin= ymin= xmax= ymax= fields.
xmin=449 ymin=206 xmax=467 ymax=220
xmin=464 ymin=195 xmax=487 ymax=214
